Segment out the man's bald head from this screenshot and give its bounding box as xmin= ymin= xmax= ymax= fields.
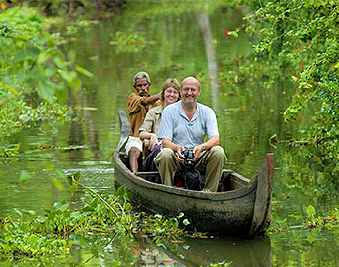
xmin=181 ymin=76 xmax=200 ymax=90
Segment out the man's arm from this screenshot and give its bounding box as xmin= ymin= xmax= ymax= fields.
xmin=162 ymin=138 xmax=184 ymax=153
xmin=193 ymin=135 xmax=219 ymax=161
xmin=141 ymin=93 xmax=161 ymax=106
xmin=192 ymin=106 xmax=220 ymax=160
xmin=162 ymin=138 xmax=185 ymax=163
xmin=204 ymin=135 xmax=219 ymax=150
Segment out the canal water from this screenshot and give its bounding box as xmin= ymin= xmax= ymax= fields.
xmin=1 ymin=1 xmax=339 ymax=266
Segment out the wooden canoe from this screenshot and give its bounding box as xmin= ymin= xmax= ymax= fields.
xmin=114 ymin=110 xmax=274 ymax=237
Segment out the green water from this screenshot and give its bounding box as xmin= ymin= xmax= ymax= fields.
xmin=1 ymin=1 xmax=339 ymax=266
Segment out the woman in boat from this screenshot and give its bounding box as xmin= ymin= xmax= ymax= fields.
xmin=139 ymin=78 xmax=181 ymax=172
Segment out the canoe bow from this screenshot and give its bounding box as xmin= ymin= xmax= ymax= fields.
xmin=116 ymin=109 xmax=130 ymax=152
xmin=249 ymin=153 xmax=274 ymax=235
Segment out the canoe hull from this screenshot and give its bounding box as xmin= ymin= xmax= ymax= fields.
xmin=114 ymin=152 xmax=270 ymax=237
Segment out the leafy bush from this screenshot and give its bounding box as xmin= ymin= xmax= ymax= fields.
xmin=0 ymin=6 xmax=92 ymax=157
xmin=222 ymin=0 xmax=339 ymax=176
xmin=0 ymin=174 xmax=192 ymax=263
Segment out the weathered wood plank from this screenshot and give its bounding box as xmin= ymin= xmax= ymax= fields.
xmin=249 ymin=153 xmax=274 ymax=235
xmin=116 ymin=109 xmax=130 ymax=152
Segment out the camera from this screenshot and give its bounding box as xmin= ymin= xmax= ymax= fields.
xmin=182 ymin=149 xmax=194 ymax=167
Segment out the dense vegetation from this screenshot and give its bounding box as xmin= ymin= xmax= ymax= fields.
xmin=0 ymin=175 xmax=193 ymax=265
xmin=220 ymin=0 xmax=339 ymax=191
xmin=0 ymin=6 xmax=95 ymax=159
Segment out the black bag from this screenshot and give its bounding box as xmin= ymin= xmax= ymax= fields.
xmin=184 ymin=169 xmax=204 ymax=191
xmin=142 ymin=145 xmax=161 ymax=172
xmin=142 ymin=145 xmax=161 ymax=184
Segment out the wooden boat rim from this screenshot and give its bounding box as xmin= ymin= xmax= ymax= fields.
xmin=114 ymin=151 xmax=257 ymax=201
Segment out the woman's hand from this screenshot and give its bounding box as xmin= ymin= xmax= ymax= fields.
xmin=149 ymin=133 xmax=158 ymax=150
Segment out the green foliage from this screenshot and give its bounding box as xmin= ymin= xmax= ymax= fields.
xmin=0 ymin=6 xmax=94 ymax=158
xmin=304 ymin=204 xmax=339 ymax=233
xmin=220 ymin=0 xmax=339 ymax=177
xmin=1 ymin=7 xmax=76 ymax=102
xmin=247 ymin=0 xmax=339 ymax=170
xmin=140 ymin=212 xmax=190 ymax=248
xmin=281 ymin=145 xmax=339 ymax=201
xmin=0 ymin=173 xmax=193 ymax=263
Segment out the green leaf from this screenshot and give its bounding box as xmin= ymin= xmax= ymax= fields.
xmin=66 ymin=173 xmax=80 ymax=195
xmin=69 ymin=75 xmax=81 ymax=89
xmin=70 ymin=183 xmax=78 ymax=195
xmin=156 ymin=242 xmax=166 ymax=249
xmin=39 ymin=85 xmax=55 ymax=102
xmin=75 ymin=65 xmax=94 ymax=78
xmin=52 ymin=177 xmax=64 ymax=191
xmin=61 ymin=70 xmax=76 ymax=82
xmin=28 ymin=235 xmax=39 ymax=246
xmin=26 ymin=46 xmax=40 ymax=56
xmin=13 ymin=50 xmax=25 ymax=63
xmin=54 ymin=202 xmax=69 ymax=212
xmin=73 ymin=172 xmax=81 ymax=182
xmin=183 ymin=219 xmax=190 ymax=226
xmin=334 ymin=62 xmax=339 ymax=69
xmin=55 ymin=169 xmax=66 ymax=179
xmin=55 ymin=88 xmax=69 ymax=104
xmin=53 ymin=56 xmax=67 ymax=69
xmin=19 ymin=170 xmax=33 ymax=184
xmin=37 ymin=216 xmax=46 ymax=223
xmin=45 ymin=164 xmax=54 ymax=171
xmin=306 ymin=205 xmax=316 ymax=217
xmin=178 ymin=212 xmax=184 ymax=218
xmin=117 ymin=185 xmax=126 ymax=197
xmin=91 ymin=246 xmax=99 ymax=258
xmin=89 ymin=198 xmax=98 ymax=208
xmin=13 ymin=208 xmax=23 ymax=217
xmin=26 ymin=210 xmax=36 ymax=216
xmin=67 ymin=175 xmax=73 ymax=187
xmin=38 ymin=51 xmax=49 ymax=65
xmin=68 ymin=50 xmax=76 ymax=63
xmin=82 ymin=205 xmax=95 ymax=212
xmin=17 ymin=69 xmax=25 ymax=83
xmin=125 ymin=202 xmax=132 ymax=211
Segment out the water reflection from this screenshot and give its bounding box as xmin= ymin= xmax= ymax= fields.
xmin=172 ymin=236 xmax=272 ymax=267
xmin=67 ymin=89 xmax=102 ymax=161
xmin=197 ymin=11 xmax=219 ymax=109
xmin=75 ymin=235 xmax=271 ymax=267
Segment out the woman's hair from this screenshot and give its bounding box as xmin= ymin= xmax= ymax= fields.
xmin=161 ymin=78 xmax=181 ymax=103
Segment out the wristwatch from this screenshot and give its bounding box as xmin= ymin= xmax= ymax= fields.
xmin=202 ymin=143 xmax=206 ymax=151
